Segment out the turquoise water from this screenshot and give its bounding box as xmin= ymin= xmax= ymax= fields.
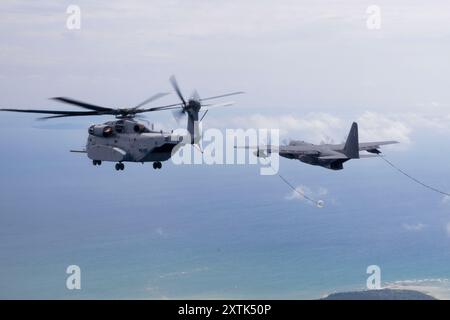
xmin=1 ymin=126 xmax=450 ymax=299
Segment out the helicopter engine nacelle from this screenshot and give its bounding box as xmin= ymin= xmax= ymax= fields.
xmin=88 ymin=125 xmax=114 ymax=138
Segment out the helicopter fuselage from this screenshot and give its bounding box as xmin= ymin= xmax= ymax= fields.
xmin=86 ymin=119 xmax=182 ymax=168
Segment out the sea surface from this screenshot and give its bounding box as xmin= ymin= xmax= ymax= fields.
xmin=1 ymin=124 xmax=450 ymax=299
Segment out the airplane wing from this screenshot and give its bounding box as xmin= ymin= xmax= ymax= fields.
xmin=279 ymin=145 xmax=321 ymax=155
xmin=358 ymin=141 xmax=399 ymax=151
xmin=234 ymin=145 xmax=320 ymax=156
xmin=318 ymin=154 xmax=348 ymax=160
xmin=359 ymin=154 xmax=380 ymax=158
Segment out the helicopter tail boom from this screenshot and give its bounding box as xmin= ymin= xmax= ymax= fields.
xmin=186 ymin=105 xmax=201 ymax=145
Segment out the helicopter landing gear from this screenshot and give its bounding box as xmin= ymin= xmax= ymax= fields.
xmin=115 ymin=162 xmax=125 ymax=171
xmin=153 ymin=161 xmax=162 ymax=170
xmin=93 ymin=160 xmax=102 ymax=166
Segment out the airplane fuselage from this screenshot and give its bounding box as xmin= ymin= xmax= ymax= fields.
xmin=279 ymin=142 xmax=348 ymax=170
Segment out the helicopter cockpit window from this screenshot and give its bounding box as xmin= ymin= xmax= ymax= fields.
xmin=102 ymin=126 xmax=114 ymax=137
xmin=133 ymin=124 xmax=150 ymax=134
xmin=115 ymin=124 xmax=124 ymax=133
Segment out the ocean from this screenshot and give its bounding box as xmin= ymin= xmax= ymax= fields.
xmin=1 ymin=125 xmax=450 ymax=299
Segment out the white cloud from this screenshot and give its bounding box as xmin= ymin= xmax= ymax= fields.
xmin=215 ymin=113 xmax=343 ymax=142
xmin=402 ymin=223 xmax=426 ymax=231
xmin=207 ymin=111 xmax=450 ymax=149
xmin=158 ymin=267 xmax=209 ymax=279
xmin=442 ymin=195 xmax=450 ymax=204
xmin=385 ymin=278 xmax=450 ymax=300
xmin=2 ymin=0 xmax=450 ymax=116
xmin=285 ymin=185 xmax=328 ymax=207
xmin=356 ymin=112 xmax=412 ymax=145
xmin=155 ymin=227 xmax=168 ymax=238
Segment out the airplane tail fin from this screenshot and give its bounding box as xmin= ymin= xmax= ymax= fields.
xmin=343 ymin=122 xmax=359 ymax=159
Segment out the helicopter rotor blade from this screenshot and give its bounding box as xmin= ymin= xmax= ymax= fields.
xmin=132 ymin=92 xmax=170 ymax=110
xmin=2 ymin=82 xmax=243 ymax=121
xmin=0 ymin=108 xmax=103 ymax=116
xmin=51 ymin=97 xmax=113 ymax=112
xmin=169 ymin=75 xmax=187 ymax=107
xmin=199 ymin=91 xmax=244 ymax=102
xmin=202 ymin=101 xmax=235 ymax=108
xmin=37 ymin=111 xmax=104 ymax=120
xmin=135 ymin=103 xmax=184 ymax=114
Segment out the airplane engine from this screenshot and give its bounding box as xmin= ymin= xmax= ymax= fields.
xmin=327 ymin=161 xmax=344 ymax=170
xmin=366 ymin=148 xmax=381 ymax=154
xmin=88 ymin=125 xmax=114 ymax=138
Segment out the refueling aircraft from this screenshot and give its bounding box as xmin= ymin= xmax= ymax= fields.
xmin=238 ymin=122 xmax=398 ymax=170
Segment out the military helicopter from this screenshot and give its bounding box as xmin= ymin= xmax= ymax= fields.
xmin=0 ymin=76 xmax=243 ymax=170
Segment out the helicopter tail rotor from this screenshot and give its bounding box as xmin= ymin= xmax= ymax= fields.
xmin=169 ymin=76 xmax=201 ymax=144
xmin=169 ymin=75 xmax=244 ymax=144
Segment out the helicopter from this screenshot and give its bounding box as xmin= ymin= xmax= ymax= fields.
xmin=0 ymin=76 xmax=244 ymax=171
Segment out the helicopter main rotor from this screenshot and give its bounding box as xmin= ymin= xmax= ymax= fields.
xmin=0 ymin=76 xmax=244 ymax=120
